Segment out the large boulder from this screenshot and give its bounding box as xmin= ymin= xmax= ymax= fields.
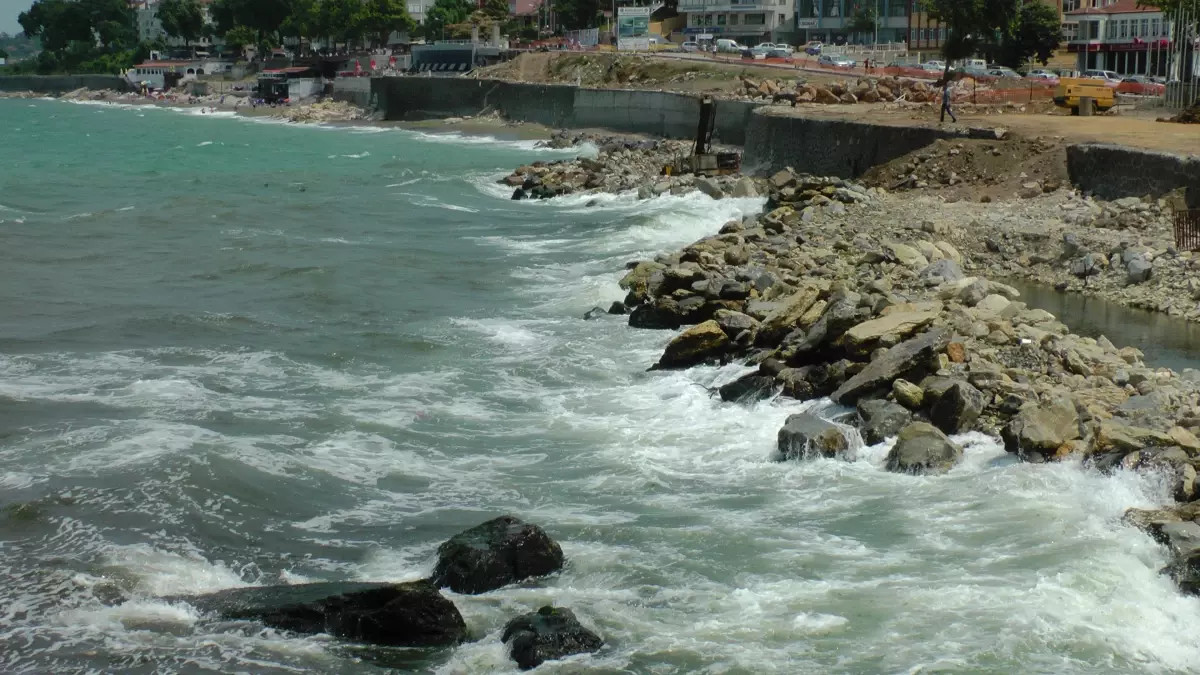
xmin=432 ymin=516 xmax=564 ymax=594
xmin=712 ymin=308 xmax=760 ymax=339
xmin=922 ymin=378 xmax=986 ymax=435
xmin=502 ymin=606 xmax=603 ymax=670
xmin=719 ymin=372 xmax=778 ymax=403
xmin=617 ymin=261 xmax=665 ymax=305
xmin=628 ymin=297 xmax=686 ymax=330
xmin=777 ymin=361 xmax=853 ymax=400
xmin=777 ymin=412 xmax=852 ymax=460
xmin=177 ymin=581 xmax=467 ymax=646
xmin=832 ymin=329 xmax=950 ymax=405
xmin=885 ymin=422 xmax=963 ymax=475
xmin=1093 ymin=421 xmax=1176 ymax=455
xmin=1000 ymin=397 xmax=1080 ymax=458
xmin=919 ymin=258 xmax=964 ymax=283
xmin=782 ymin=300 xmax=862 ymax=365
xmin=839 ymin=310 xmax=939 ymax=355
xmin=755 ymin=285 xmax=821 ymax=346
xmin=856 ymin=399 xmax=912 ymax=445
xmin=653 ymin=320 xmax=730 ymax=370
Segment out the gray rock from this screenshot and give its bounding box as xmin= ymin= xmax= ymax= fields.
xmin=857 ymin=399 xmax=912 ymax=445
xmin=919 ymin=258 xmax=964 ymax=283
xmin=433 ymin=516 xmax=565 ymax=594
xmin=177 ymin=581 xmax=467 ymax=647
xmin=885 ymin=422 xmax=963 ymax=475
xmin=718 ymin=373 xmax=778 ymax=403
xmin=1062 ymin=232 xmax=1084 ymax=258
xmin=731 ymin=177 xmax=759 ymax=198
xmin=777 ymin=412 xmax=852 ymax=460
xmin=1126 ymin=256 xmax=1153 ymax=285
xmin=654 ymin=321 xmax=730 ymax=370
xmin=893 ymin=378 xmax=924 ymax=409
xmin=959 ymin=279 xmax=990 ymax=307
xmin=832 ymin=328 xmax=950 ymax=405
xmin=713 ymin=309 xmax=759 ymax=339
xmin=922 ymin=378 xmax=986 ymax=434
xmin=582 ymin=306 xmax=607 ymax=320
xmin=1000 ymin=396 xmax=1080 ymax=456
xmin=695 ymin=177 xmax=725 ymax=199
xmin=502 ymin=606 xmax=603 ymax=670
xmin=607 ymin=301 xmax=627 ymax=315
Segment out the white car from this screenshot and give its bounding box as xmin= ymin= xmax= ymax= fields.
xmin=1082 ymin=69 xmax=1122 ymax=87
xmin=818 ymin=54 xmax=856 ymax=68
xmin=919 ymin=62 xmax=945 ymax=73
xmin=1025 ymin=69 xmax=1058 ymax=81
xmin=681 ymin=41 xmax=701 ymax=52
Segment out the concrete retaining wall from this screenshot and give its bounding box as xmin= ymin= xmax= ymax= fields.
xmin=369 ymin=77 xmax=756 ymax=144
xmin=0 ymin=75 xmax=132 ymax=94
xmin=331 ymin=76 xmax=373 ymax=108
xmin=742 ymin=109 xmax=960 ymax=177
xmin=1067 ymin=143 xmax=1200 ymax=208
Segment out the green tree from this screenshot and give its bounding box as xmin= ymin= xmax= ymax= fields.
xmin=847 ymin=3 xmax=877 ymax=43
xmin=281 ymin=0 xmax=319 ymax=46
xmin=19 ymin=0 xmax=94 ymax=52
xmin=157 ymin=0 xmax=205 ymax=44
xmin=553 ymin=0 xmax=599 ymax=30
xmin=482 ymin=0 xmax=510 ymax=21
xmin=359 ymin=0 xmax=415 ymax=47
xmin=998 ymin=1 xmax=1060 ymax=68
xmin=316 ymin=0 xmax=367 ymax=45
xmin=0 ymin=48 xmax=8 ymax=59
xmin=223 ymin=24 xmax=257 ymax=53
xmin=424 ymin=0 xmax=473 ymax=39
xmin=925 ymin=0 xmax=1019 ymax=119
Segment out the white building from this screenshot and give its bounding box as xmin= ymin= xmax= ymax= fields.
xmin=133 ymin=0 xmax=221 ymax=50
xmin=681 ymin=0 xmax=795 ymax=45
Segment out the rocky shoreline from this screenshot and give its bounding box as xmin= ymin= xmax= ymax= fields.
xmin=582 ymin=164 xmax=1200 ymax=595
xmin=1 ymin=87 xmax=376 ymax=123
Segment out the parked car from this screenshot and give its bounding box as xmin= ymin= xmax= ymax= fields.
xmin=750 ymin=43 xmax=776 ymax=57
xmin=681 ymin=40 xmax=701 ymax=52
xmin=918 ymin=62 xmax=945 ymax=74
xmin=987 ymin=66 xmax=1021 ymax=78
xmin=766 ymin=47 xmax=793 ymax=59
xmin=818 ymin=54 xmax=855 ymax=68
xmin=804 ymin=41 xmax=823 ymax=56
xmin=1025 ymin=69 xmax=1059 ymax=81
xmin=715 ymin=38 xmax=744 ymax=53
xmin=1082 ymin=69 xmax=1122 ymax=87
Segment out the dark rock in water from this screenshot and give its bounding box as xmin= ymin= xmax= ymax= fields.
xmin=511 ymin=188 xmax=527 ymax=200
xmin=776 ymin=412 xmax=852 ymax=460
xmin=885 ymin=422 xmax=963 ymax=475
xmin=607 ymin=301 xmax=627 ymax=315
xmin=629 ymin=298 xmax=684 ymax=330
xmin=856 ymin=398 xmax=912 ymax=445
xmin=177 ymin=581 xmax=466 ymax=647
xmin=832 ymin=329 xmax=950 ymax=405
xmin=582 ymin=306 xmax=607 ymax=320
xmin=718 ymin=373 xmax=778 ymax=403
xmin=922 ymin=378 xmax=986 ymax=435
xmin=502 ymin=606 xmax=603 ymax=670
xmin=432 ymin=516 xmax=564 ymax=594
xmin=782 ymin=300 xmax=861 ymax=365
xmin=778 ymin=360 xmax=852 ymax=401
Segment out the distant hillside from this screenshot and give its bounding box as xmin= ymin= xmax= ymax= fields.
xmin=0 ymin=33 xmax=40 ymax=61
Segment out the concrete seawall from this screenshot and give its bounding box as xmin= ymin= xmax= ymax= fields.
xmin=1067 ymin=143 xmax=1200 ymax=208
xmin=364 ymin=77 xmax=756 ymax=145
xmin=0 ymin=75 xmax=132 ymax=94
xmin=741 ymin=108 xmax=961 ymax=177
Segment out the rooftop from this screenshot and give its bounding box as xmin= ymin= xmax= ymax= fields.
xmin=1066 ymin=0 xmax=1161 ymax=16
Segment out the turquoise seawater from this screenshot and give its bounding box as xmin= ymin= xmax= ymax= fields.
xmin=2 ymin=98 xmax=1200 ymax=674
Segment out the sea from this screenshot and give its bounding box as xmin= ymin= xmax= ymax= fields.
xmin=2 ymin=98 xmax=1200 ymax=674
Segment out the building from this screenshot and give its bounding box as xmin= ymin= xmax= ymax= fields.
xmin=792 ymin=0 xmax=911 ymax=46
xmin=1065 ymin=0 xmax=1173 ymax=75
xmin=681 ymin=0 xmax=795 ymax=45
xmin=905 ymin=1 xmax=945 ymax=53
xmin=133 ymin=0 xmax=221 ymax=50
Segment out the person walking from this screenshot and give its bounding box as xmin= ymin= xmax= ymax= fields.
xmin=940 ymin=82 xmax=957 ymax=123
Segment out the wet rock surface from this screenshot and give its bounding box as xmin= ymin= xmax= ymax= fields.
xmin=432 ymin=516 xmax=564 ymax=594
xmin=501 ymin=606 xmax=604 ymax=670
xmin=176 ymin=581 xmax=467 ymax=647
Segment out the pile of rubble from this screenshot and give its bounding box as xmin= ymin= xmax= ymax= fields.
xmin=742 ymin=75 xmax=968 ymax=105
xmin=500 ymin=136 xmax=761 ymax=201
xmin=271 ymin=100 xmax=378 ymax=123
xmin=863 ymin=137 xmax=1067 ymax=195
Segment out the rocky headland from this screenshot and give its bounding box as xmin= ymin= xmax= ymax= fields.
xmin=588 ymin=164 xmax=1200 ymax=594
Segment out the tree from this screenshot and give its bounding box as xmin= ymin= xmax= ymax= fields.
xmin=482 ymin=0 xmax=510 ymax=21
xmin=925 ymin=0 xmax=1019 ymax=119
xmin=424 ymin=0 xmax=473 ymax=39
xmin=316 ymin=0 xmax=367 ymax=46
xmin=359 ymin=0 xmax=415 ymax=47
xmin=0 ymin=48 xmax=8 ymax=59
xmin=19 ymin=0 xmax=94 ymax=52
xmin=998 ymin=1 xmax=1060 ymax=68
xmin=157 ymin=0 xmax=205 ymax=45
xmin=223 ymin=24 xmax=256 ymax=53
xmin=553 ymin=0 xmax=599 ymax=30
xmin=847 ymin=3 xmax=877 ymax=44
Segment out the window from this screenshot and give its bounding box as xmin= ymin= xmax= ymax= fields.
xmin=1152 ymin=18 xmax=1160 ymax=36
xmin=717 ymin=13 xmax=726 ymax=24
xmin=909 ymin=28 xmax=916 ymax=42
xmin=920 ymin=28 xmax=927 ymax=41
xmin=730 ymin=13 xmax=738 ymax=23
xmin=779 ymin=12 xmax=786 ymax=24
xmin=1105 ymin=20 xmax=1115 ymax=39
xmin=1119 ymin=19 xmax=1127 ymax=38
xmin=1142 ymin=18 xmax=1149 ymax=37
xmin=826 ymin=0 xmax=839 ymax=17
xmin=889 ymin=0 xmax=905 ymax=17
xmin=799 ymin=0 xmax=817 ymax=18
xmin=745 ymin=12 xmax=766 ymax=24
